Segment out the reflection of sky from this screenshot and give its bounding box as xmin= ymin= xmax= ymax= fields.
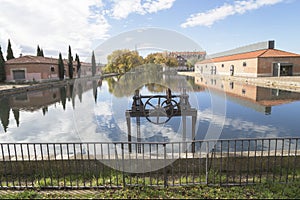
xmin=1 ymin=80 xmax=300 ymax=144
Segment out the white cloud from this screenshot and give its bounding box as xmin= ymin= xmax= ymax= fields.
xmin=108 ymin=0 xmax=176 ymax=19
xmin=143 ymin=0 xmax=175 ymax=13
xmin=181 ymin=0 xmax=285 ymax=28
xmin=0 ymin=0 xmax=110 ymax=59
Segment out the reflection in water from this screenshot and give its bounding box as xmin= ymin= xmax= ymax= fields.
xmin=195 ymin=76 xmax=300 ymax=115
xmin=0 ymin=74 xmax=300 ymax=143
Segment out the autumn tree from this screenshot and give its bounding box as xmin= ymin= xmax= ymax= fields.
xmin=144 ymin=52 xmax=178 ymax=67
xmin=68 ymin=45 xmax=73 ymax=79
xmin=6 ymin=39 xmax=15 ymax=60
xmin=0 ymin=46 xmax=6 ymax=82
xmin=58 ymin=53 xmax=64 ymax=80
xmin=104 ymin=50 xmax=143 ymax=74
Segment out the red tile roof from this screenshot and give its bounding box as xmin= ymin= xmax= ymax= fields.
xmin=198 ymin=49 xmax=300 ymax=64
xmin=5 ymin=55 xmax=58 ymax=65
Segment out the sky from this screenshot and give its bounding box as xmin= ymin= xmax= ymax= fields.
xmin=0 ymin=0 xmax=299 ymax=63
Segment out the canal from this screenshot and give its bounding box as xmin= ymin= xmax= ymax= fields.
xmin=1 ymin=73 xmax=300 ymax=143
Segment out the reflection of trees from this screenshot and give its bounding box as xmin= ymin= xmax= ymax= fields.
xmin=93 ymin=80 xmax=98 ymax=103
xmin=60 ymin=86 xmax=67 ymax=110
xmin=12 ymin=108 xmax=19 ymax=127
xmin=107 ymin=64 xmax=192 ymax=97
xmin=145 ymin=83 xmax=166 ymax=93
xmin=0 ymin=97 xmax=10 ymax=132
xmin=42 ymin=106 xmax=48 ymax=116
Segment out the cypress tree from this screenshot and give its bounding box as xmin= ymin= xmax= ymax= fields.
xmin=58 ymin=53 xmax=65 ymax=80
xmin=40 ymin=49 xmax=44 ymax=57
xmin=68 ymin=45 xmax=73 ymax=79
xmin=0 ymin=46 xmax=6 ymax=82
xmin=6 ymin=39 xmax=15 ymax=60
xmin=91 ymin=51 xmax=96 ymax=76
xmin=37 ymin=45 xmax=44 ymax=57
xmin=75 ymin=54 xmax=81 ymax=78
xmin=37 ymin=45 xmax=41 ymax=56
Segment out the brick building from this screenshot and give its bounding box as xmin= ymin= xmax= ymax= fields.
xmin=195 ymin=41 xmax=300 ymax=77
xmin=4 ymin=55 xmax=101 ymax=82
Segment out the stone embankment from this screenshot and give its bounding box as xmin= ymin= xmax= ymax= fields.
xmin=179 ymin=72 xmax=300 ymax=93
xmin=0 ymin=73 xmax=118 ymax=96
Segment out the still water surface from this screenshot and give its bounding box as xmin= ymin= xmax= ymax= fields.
xmin=0 ymin=75 xmax=300 ymax=143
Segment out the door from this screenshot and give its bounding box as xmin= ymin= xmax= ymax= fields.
xmin=13 ymin=70 xmax=25 ymax=80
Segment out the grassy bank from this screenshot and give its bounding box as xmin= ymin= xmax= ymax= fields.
xmin=0 ymin=181 xmax=299 ymax=199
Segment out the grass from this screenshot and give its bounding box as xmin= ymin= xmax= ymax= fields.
xmin=0 ymin=181 xmax=299 ymax=199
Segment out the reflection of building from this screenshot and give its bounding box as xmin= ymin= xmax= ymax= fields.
xmin=195 ymin=76 xmax=300 ymax=114
xmin=0 ymin=78 xmax=100 ymax=132
xmin=195 ymin=41 xmax=300 ymax=77
xmin=5 ymin=55 xmax=102 ymax=82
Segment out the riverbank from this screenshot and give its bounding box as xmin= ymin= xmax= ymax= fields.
xmin=179 ymin=72 xmax=300 ymax=93
xmin=0 ymin=73 xmax=118 ymax=96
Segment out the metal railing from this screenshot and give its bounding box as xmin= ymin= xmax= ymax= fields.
xmin=0 ymin=137 xmax=299 ymax=189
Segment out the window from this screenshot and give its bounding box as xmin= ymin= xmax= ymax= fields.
xmin=50 ymin=66 xmax=55 ymax=72
xmin=221 ymin=64 xmax=224 ymax=68
xmin=242 ymin=89 xmax=246 ymax=94
xmin=243 ymin=62 xmax=247 ymax=67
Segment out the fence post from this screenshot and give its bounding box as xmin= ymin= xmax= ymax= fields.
xmin=121 ymin=143 xmax=126 ymax=187
xmin=205 ymin=141 xmax=209 ymax=185
xmin=163 ymin=143 xmax=168 ymax=188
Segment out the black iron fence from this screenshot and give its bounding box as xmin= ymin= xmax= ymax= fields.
xmin=0 ymin=137 xmax=299 ymax=189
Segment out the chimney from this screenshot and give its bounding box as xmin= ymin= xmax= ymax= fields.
xmin=268 ymin=40 xmax=275 ymax=49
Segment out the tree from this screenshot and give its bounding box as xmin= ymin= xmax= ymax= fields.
xmin=0 ymin=46 xmax=6 ymax=82
xmin=91 ymin=51 xmax=96 ymax=76
xmin=37 ymin=45 xmax=44 ymax=57
xmin=37 ymin=45 xmax=41 ymax=56
xmin=6 ymin=39 xmax=15 ymax=60
xmin=75 ymin=54 xmax=81 ymax=78
xmin=144 ymin=52 xmax=178 ymax=67
xmin=40 ymin=49 xmax=44 ymax=57
xmin=104 ymin=50 xmax=143 ymax=74
xmin=68 ymin=45 xmax=73 ymax=79
xmin=58 ymin=53 xmax=64 ymax=80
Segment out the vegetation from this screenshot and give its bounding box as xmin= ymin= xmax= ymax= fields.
xmin=36 ymin=45 xmax=44 ymax=57
xmin=0 ymin=45 xmax=6 ymax=82
xmin=103 ymin=49 xmax=143 ymax=74
xmin=0 ymin=181 xmax=299 ymax=199
xmin=144 ymin=52 xmax=178 ymax=67
xmin=91 ymin=51 xmax=96 ymax=76
xmin=103 ymin=50 xmax=180 ymax=74
xmin=75 ymin=54 xmax=81 ymax=78
xmin=68 ymin=45 xmax=73 ymax=79
xmin=58 ymin=53 xmax=64 ymax=80
xmin=6 ymin=39 xmax=15 ymax=60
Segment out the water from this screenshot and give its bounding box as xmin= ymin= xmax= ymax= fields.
xmin=1 ymin=75 xmax=300 ymax=143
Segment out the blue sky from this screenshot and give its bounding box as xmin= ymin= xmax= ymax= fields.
xmin=0 ymin=0 xmax=299 ymax=61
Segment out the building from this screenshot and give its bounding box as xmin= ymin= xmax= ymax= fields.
xmin=4 ymin=55 xmax=102 ymax=82
xmin=168 ymin=51 xmax=206 ymax=71
xmin=195 ymin=41 xmax=300 ymax=77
